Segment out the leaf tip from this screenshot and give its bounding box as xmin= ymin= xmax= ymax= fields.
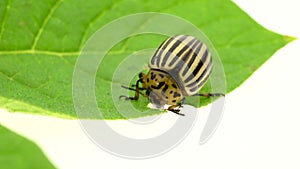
xmin=284 ymin=35 xmax=297 ymax=43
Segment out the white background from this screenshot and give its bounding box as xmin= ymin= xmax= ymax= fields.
xmin=1 ymin=0 xmax=300 ymax=168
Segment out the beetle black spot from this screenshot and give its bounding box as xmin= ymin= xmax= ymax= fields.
xmin=166 ymin=96 xmax=168 ymax=99
xmin=159 ymin=74 xmax=164 ymax=78
xmin=172 ymin=84 xmax=177 ymax=89
xmin=172 ymin=100 xmax=176 ymax=103
xmin=161 ymin=84 xmax=169 ymax=95
xmin=151 ymin=73 xmax=156 ymax=80
xmin=170 ymin=90 xmax=173 ymax=94
xmin=151 ymin=82 xmax=165 ymax=89
xmin=173 ymin=92 xmax=181 ymax=98
xmin=139 ymin=73 xmax=143 ymax=78
xmin=147 ymin=78 xmax=149 ymax=83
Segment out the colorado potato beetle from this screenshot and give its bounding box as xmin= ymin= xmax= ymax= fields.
xmin=120 ymin=35 xmax=224 ymax=116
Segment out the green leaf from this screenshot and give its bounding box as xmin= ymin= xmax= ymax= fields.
xmin=0 ymin=0 xmax=294 ymax=119
xmin=0 ymin=125 xmax=55 ymax=169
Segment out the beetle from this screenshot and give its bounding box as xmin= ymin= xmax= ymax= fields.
xmin=120 ymin=35 xmax=224 ymax=116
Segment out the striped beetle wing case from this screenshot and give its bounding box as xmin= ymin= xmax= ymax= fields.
xmin=149 ymin=35 xmax=212 ymax=96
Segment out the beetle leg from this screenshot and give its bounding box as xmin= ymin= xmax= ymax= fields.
xmin=128 ymin=84 xmax=145 ymax=90
xmin=121 ymin=85 xmax=145 ymax=92
xmin=120 ymin=80 xmax=148 ymax=100
xmin=178 ymin=97 xmax=185 ymax=108
xmin=167 ymin=105 xmax=185 ymax=116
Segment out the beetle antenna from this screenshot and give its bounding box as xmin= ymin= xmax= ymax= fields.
xmin=193 ymin=93 xmax=225 ymax=97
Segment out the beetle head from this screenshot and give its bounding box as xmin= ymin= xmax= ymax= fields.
xmin=147 ymin=89 xmax=166 ymax=109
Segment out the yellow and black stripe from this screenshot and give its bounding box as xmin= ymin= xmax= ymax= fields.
xmin=149 ymin=35 xmax=212 ymax=96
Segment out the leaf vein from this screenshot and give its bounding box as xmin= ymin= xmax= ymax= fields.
xmin=0 ymin=0 xmax=12 ymax=40
xmin=31 ymin=0 xmax=63 ymax=50
xmin=78 ymin=0 xmax=124 ymax=50
xmin=0 ymin=70 xmax=59 ymax=100
xmin=217 ymin=38 xmax=283 ymax=49
xmin=0 ymin=50 xmax=79 ymax=56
